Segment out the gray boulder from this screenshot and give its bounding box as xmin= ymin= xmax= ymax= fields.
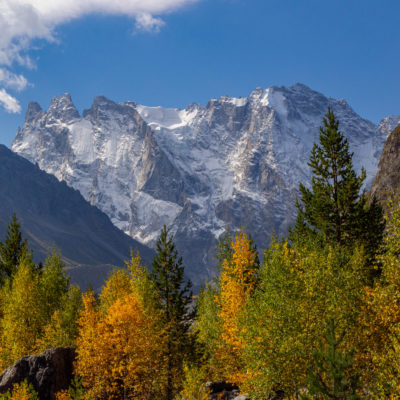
xmin=0 ymin=347 xmax=76 ymax=400
xmin=206 ymin=381 xmax=248 ymax=399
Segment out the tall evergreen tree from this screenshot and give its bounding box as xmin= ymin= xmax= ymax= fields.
xmin=0 ymin=214 xmax=29 ymax=283
xmin=306 ymin=319 xmax=360 ymax=399
xmin=150 ymin=225 xmax=194 ymax=400
xmin=292 ymin=109 xmax=384 ymax=263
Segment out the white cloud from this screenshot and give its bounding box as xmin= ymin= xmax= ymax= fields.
xmin=0 ymin=89 xmax=21 ymax=113
xmin=19 ymin=0 xmax=200 ymax=21
xmin=135 ymin=13 xmax=165 ymax=33
xmin=0 ymin=0 xmax=200 ymax=113
xmin=0 ymin=68 xmax=28 ymax=92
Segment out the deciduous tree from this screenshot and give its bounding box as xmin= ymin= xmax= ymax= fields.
xmin=242 ymin=240 xmax=367 ymax=399
xmin=216 ymin=231 xmax=259 ymax=384
xmin=76 ymin=291 xmax=163 ymax=399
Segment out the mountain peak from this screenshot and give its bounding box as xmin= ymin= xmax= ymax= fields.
xmin=289 ymin=82 xmax=312 ymax=91
xmin=25 ymin=102 xmax=42 ymax=123
xmin=378 ymin=115 xmax=400 ymax=138
xmin=83 ymin=95 xmax=138 ymax=120
xmin=92 ymin=95 xmax=113 ymax=106
xmin=48 ymin=93 xmax=80 ymax=120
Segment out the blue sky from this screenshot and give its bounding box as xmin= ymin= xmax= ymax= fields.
xmin=0 ymin=0 xmax=399 ymax=146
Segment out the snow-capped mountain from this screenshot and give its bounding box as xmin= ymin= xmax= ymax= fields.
xmin=11 ymin=83 xmax=395 ymax=285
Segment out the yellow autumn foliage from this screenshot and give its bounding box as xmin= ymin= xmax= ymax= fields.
xmin=356 ymin=200 xmax=400 ymax=395
xmin=0 ymin=259 xmax=42 ymax=370
xmin=75 ymin=254 xmax=165 ymax=399
xmin=1 ymin=381 xmax=39 ymax=400
xmin=216 ymin=232 xmax=258 ymax=384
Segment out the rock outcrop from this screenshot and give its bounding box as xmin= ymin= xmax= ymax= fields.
xmin=370 ymin=122 xmax=400 ymax=206
xmin=0 ymin=347 xmax=76 ymax=400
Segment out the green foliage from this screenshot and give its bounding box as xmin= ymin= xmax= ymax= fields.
xmin=176 ymin=363 xmax=211 ymax=400
xmin=38 ymin=285 xmax=82 ymax=349
xmin=38 ymin=249 xmax=70 ymax=322
xmin=0 ymin=245 xmax=82 ymax=368
xmin=241 ymin=240 xmax=368 ymax=399
xmin=0 ymin=214 xmax=30 ymax=284
xmin=0 ymin=380 xmax=39 ymax=400
xmin=60 ymin=376 xmax=85 ymax=400
xmin=356 ymin=199 xmax=400 ymax=395
xmin=195 ymin=283 xmax=221 ymax=359
xmin=305 ymin=319 xmax=360 ymax=400
xmin=215 ymin=229 xmax=234 ymax=274
xmin=0 ymin=257 xmax=42 ymax=368
xmin=151 ymin=226 xmax=193 ymax=326
xmin=194 ymin=282 xmax=222 ymax=379
xmin=150 ymin=225 xmax=195 ymax=400
xmin=292 ymin=109 xmax=384 ymax=267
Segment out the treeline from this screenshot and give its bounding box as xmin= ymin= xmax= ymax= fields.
xmin=1 ymin=110 xmax=400 ymax=399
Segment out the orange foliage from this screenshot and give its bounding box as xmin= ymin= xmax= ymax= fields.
xmin=55 ymin=390 xmax=73 ymax=400
xmin=216 ymin=232 xmax=258 ymax=384
xmin=75 ymin=291 xmax=164 ymax=399
xmin=3 ymin=381 xmax=39 ymax=399
xmin=98 ymin=268 xmax=131 ymax=311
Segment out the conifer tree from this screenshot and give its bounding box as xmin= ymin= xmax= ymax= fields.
xmin=293 ymin=109 xmax=384 ymax=263
xmin=0 ymin=214 xmax=29 ymax=283
xmin=150 ymin=225 xmax=194 ymax=400
xmin=306 ymin=319 xmax=360 ymax=399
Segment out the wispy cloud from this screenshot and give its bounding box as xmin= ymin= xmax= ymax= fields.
xmin=135 ymin=13 xmax=165 ymax=33
xmin=0 ymin=69 xmax=29 ymax=92
xmin=0 ymin=0 xmax=200 ymax=113
xmin=0 ymin=89 xmax=22 ymax=113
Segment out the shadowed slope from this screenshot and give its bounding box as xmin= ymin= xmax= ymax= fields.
xmin=0 ymin=145 xmax=154 ymax=290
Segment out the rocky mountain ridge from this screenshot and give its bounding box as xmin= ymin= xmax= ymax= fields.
xmin=11 ymin=84 xmax=399 ymax=284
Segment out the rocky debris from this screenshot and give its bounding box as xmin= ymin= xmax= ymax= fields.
xmin=0 ymin=347 xmax=76 ymax=400
xmin=206 ymin=381 xmax=247 ymax=399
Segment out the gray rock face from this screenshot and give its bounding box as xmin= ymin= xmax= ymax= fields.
xmin=0 ymin=347 xmax=76 ymax=400
xmin=370 ymin=122 xmax=400 ymax=205
xmin=11 ymin=85 xmax=396 ymax=286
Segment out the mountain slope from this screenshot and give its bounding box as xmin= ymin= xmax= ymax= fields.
xmin=0 ymin=144 xmax=154 ymax=290
xmin=370 ymin=119 xmax=400 ymax=205
xmin=11 ymin=84 xmax=395 ymax=285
